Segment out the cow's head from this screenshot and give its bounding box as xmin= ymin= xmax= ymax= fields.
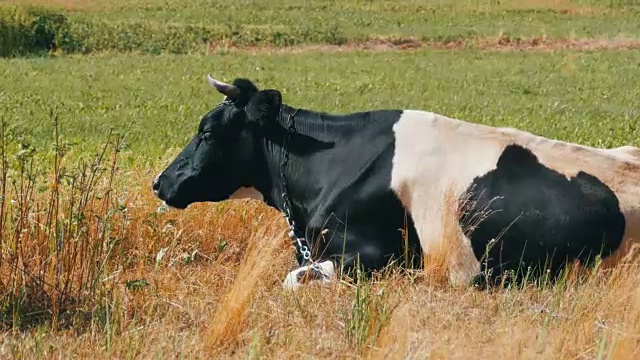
xmin=152 ymin=74 xmax=283 ymax=209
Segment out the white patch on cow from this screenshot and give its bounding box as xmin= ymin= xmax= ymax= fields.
xmin=228 ymin=186 xmax=265 ymax=201
xmin=390 ymin=109 xmax=640 ymax=283
xmin=603 ymin=145 xmax=640 ymax=163
xmin=282 ymin=260 xmax=336 ymax=290
xmin=390 ymin=110 xmax=504 ymax=284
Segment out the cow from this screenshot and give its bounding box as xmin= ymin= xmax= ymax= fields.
xmin=152 ymin=74 xmax=640 ymax=290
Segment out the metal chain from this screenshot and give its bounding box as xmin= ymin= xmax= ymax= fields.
xmin=215 ymin=99 xmax=322 ymax=276
xmin=279 ymin=107 xmax=313 ymax=266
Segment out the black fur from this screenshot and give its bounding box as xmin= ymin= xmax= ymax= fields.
xmin=459 ymin=144 xmax=625 ymax=286
xmin=154 ymin=80 xmax=423 ymax=278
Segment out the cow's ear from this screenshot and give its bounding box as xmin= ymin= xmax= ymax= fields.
xmin=245 ymin=89 xmax=282 ymax=125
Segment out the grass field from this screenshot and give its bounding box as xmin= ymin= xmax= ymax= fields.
xmin=1 ymin=0 xmax=640 ymax=358
xmin=6 ymin=0 xmax=640 ymax=41
xmin=7 ymin=0 xmax=640 ymax=35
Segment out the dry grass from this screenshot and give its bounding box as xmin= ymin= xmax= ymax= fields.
xmin=484 ymin=0 xmax=599 ymax=14
xmin=2 ymin=157 xmax=640 ymax=358
xmin=366 ymin=302 xmax=411 ymax=360
xmin=202 ymin=220 xmax=288 ymax=355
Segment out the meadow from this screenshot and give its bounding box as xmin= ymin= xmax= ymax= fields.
xmin=1 ymin=0 xmax=640 ymax=358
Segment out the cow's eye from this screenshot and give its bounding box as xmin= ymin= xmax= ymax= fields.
xmin=202 ymin=132 xmax=212 ymax=141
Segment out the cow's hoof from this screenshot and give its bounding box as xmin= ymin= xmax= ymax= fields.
xmin=282 ymin=260 xmax=336 ymax=290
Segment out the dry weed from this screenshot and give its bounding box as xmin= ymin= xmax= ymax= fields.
xmin=202 ymin=220 xmax=287 ymax=354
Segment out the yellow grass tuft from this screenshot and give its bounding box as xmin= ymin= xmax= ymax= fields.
xmin=202 ymin=219 xmax=287 ymax=354
xmin=422 ymin=185 xmax=484 ymax=286
xmin=366 ymin=302 xmax=410 ymax=360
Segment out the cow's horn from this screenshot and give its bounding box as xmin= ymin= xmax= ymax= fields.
xmin=206 ymin=74 xmax=240 ymax=98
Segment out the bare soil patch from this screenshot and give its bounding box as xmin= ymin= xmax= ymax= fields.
xmin=211 ymin=36 xmax=640 ymax=54
xmin=487 ymin=0 xmax=600 ymax=14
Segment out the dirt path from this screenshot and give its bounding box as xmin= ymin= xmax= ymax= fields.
xmin=211 ymin=36 xmax=640 ymax=54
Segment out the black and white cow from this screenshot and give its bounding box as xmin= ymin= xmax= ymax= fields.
xmin=153 ymin=74 xmax=640 ymax=289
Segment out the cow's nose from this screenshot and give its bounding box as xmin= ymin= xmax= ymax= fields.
xmin=152 ymin=175 xmax=161 ymax=194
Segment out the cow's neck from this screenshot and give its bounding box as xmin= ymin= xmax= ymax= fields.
xmin=253 ymin=105 xmax=339 ymax=235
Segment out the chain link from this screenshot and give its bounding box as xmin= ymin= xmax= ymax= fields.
xmin=214 ymin=99 xmax=314 ymax=267
xmin=279 ymin=108 xmax=314 ymax=266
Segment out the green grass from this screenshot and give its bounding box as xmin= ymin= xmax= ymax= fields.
xmin=98 ymin=1 xmax=640 ymax=39
xmin=1 ymin=49 xmax=639 ymax=168
xmin=20 ymin=0 xmax=640 ymax=38
xmin=2 ymin=0 xmax=640 ymax=56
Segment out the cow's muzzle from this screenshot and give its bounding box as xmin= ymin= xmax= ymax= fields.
xmin=152 ymin=174 xmax=161 ymax=196
xmin=151 ymin=173 xmax=191 ymax=210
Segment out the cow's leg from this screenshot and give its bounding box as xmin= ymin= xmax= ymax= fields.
xmin=281 ymin=249 xmax=389 ymax=290
xmin=282 ymin=260 xmax=336 ymax=290
xmin=282 ymin=226 xmax=411 ymax=290
xmin=400 ymin=190 xmax=481 ymax=287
